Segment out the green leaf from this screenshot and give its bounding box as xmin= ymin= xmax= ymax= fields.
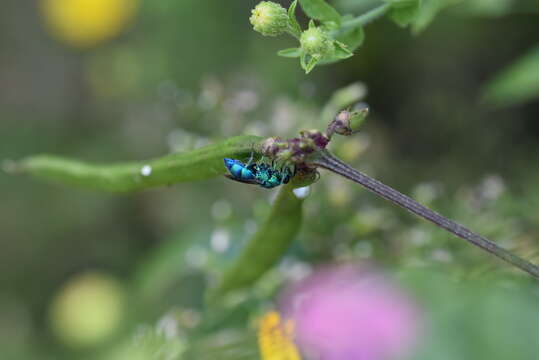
xmin=339 ymin=3 xmax=391 ymax=30
xmin=400 ymin=270 xmax=539 ymax=360
xmin=287 ymin=0 xmax=302 ymax=38
xmin=318 ymin=41 xmax=354 ymax=65
xmin=386 ymin=0 xmax=422 ymax=27
xmin=133 ymin=229 xmax=201 ymax=305
xmin=336 ymin=26 xmax=364 ymax=52
xmin=299 ymin=0 xmax=342 ymax=26
xmin=277 ymin=47 xmax=302 ymax=58
xmin=11 ymin=135 xmax=263 ymax=192
xmin=483 ymin=44 xmax=539 ymax=107
xmin=384 ymin=0 xmax=460 ymax=32
xmin=318 ymin=27 xmax=363 ymax=66
xmin=411 ymin=0 xmax=461 ymax=33
xmin=457 ymin=0 xmax=515 ymax=17
xmin=207 ymin=184 xmax=305 ymax=301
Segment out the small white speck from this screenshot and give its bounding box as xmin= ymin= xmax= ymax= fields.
xmin=279 ymin=259 xmax=312 ymax=282
xmin=293 ymin=186 xmax=311 ymax=199
xmin=431 ymin=249 xmax=453 ymax=263
xmin=409 ymin=228 xmax=430 ymax=246
xmin=185 ymin=247 xmax=208 ymax=267
xmin=210 ymin=228 xmax=230 ymax=253
xmin=140 ymin=165 xmax=152 ymax=177
xmin=167 ymin=129 xmax=191 ymax=152
xmin=156 ymin=313 xmax=180 ymax=338
xmin=480 ymin=175 xmax=505 ymax=201
xmin=211 ymin=200 xmax=232 ymax=220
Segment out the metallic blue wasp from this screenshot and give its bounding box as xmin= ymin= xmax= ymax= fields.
xmin=224 ymin=157 xmax=295 ymax=189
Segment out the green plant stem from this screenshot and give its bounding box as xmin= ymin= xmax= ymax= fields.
xmin=310 ymin=149 xmax=539 ymax=280
xmin=207 ymin=183 xmax=304 ymax=301
xmin=286 ymin=26 xmax=301 ymax=39
xmin=10 ymin=135 xmax=263 ymax=192
xmin=341 ymin=3 xmax=391 ymax=29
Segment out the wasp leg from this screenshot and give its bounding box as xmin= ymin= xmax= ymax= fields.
xmin=245 ymin=151 xmax=254 ymax=167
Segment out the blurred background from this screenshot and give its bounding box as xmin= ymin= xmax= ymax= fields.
xmin=1 ymin=0 xmax=539 ymax=359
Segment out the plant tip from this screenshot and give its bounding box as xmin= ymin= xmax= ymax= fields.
xmin=2 ymin=159 xmax=20 ymax=174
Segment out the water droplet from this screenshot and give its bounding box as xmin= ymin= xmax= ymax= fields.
xmin=210 ymin=228 xmax=230 ymax=253
xmin=140 ymin=165 xmax=152 ymax=177
xmin=293 ymin=186 xmax=311 ymax=199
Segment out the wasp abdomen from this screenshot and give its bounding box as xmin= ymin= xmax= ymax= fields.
xmin=224 ymin=158 xmax=256 ymax=181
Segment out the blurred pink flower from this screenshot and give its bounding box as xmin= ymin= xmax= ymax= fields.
xmin=280 ymin=264 xmax=421 ymax=360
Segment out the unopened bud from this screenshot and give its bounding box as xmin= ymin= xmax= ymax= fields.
xmin=300 ymin=25 xmax=334 ymax=58
xmin=349 ymin=103 xmax=369 ymax=133
xmin=250 ymin=1 xmax=289 ymax=37
xmin=327 ymin=105 xmax=369 ymax=138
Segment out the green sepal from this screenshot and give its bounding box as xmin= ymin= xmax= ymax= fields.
xmin=287 ymin=0 xmax=302 ymax=38
xmin=300 ymin=52 xmax=308 ymax=71
xmin=300 ymin=53 xmax=320 ymax=73
xmin=277 ymin=47 xmax=302 ymax=58
xmin=333 ymin=40 xmax=354 ymax=59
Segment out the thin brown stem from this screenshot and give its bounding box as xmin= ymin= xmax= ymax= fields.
xmin=310 ymin=149 xmax=539 ymax=280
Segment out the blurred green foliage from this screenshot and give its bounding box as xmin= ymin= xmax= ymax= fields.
xmin=483 ymin=43 xmax=539 ymax=107
xmin=1 ymin=0 xmax=539 ymax=359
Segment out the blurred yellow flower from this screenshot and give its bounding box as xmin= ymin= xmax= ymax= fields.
xmin=40 ymin=0 xmax=138 ymax=48
xmin=258 ymin=311 xmax=302 ymax=360
xmin=49 ymin=271 xmax=126 ymax=348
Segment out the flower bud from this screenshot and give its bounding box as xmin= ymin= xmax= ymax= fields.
xmin=327 ymin=104 xmax=369 ymax=138
xmin=300 ymin=25 xmax=334 ymax=58
xmin=349 ymin=104 xmax=369 ymax=132
xmin=261 ymin=136 xmax=287 ymax=157
xmin=300 ymin=129 xmax=329 ymax=149
xmin=250 ymin=1 xmax=289 ymax=37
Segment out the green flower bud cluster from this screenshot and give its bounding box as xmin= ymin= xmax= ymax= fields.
xmin=249 ymin=0 xmax=357 ymax=73
xmin=249 ymin=1 xmax=289 ymax=37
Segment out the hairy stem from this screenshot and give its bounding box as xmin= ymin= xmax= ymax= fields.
xmin=11 ymin=135 xmax=263 ymax=192
xmin=341 ymin=3 xmax=391 ymax=29
xmin=310 ymin=150 xmax=539 ymax=280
